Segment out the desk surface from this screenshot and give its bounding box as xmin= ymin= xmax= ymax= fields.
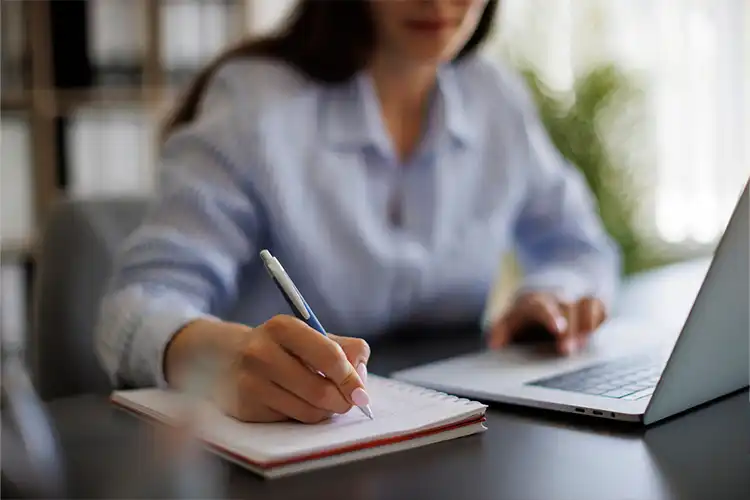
xmin=41 ymin=334 xmax=749 ymax=500
xmin=18 ymin=258 xmax=750 ymax=499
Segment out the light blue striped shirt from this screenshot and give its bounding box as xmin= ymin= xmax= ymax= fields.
xmin=95 ymin=55 xmax=620 ymax=389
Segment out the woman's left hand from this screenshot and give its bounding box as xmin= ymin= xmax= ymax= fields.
xmin=488 ymin=292 xmax=607 ymax=355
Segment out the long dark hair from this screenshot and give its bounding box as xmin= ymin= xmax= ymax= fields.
xmin=163 ymin=0 xmax=499 ymax=138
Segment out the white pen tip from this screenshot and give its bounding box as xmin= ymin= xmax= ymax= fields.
xmin=361 ymin=405 xmax=374 ymax=420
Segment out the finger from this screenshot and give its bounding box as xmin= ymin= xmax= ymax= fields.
xmin=591 ymin=298 xmax=607 ymax=329
xmin=519 ymin=294 xmax=568 ymax=337
xmin=328 ymin=335 xmax=370 ymax=365
xmin=487 ymin=316 xmax=512 ymax=350
xmin=489 ymin=293 xmax=569 ymax=349
xmin=241 ymin=374 xmax=332 ymax=424
xmin=558 ymin=302 xmax=579 ymax=355
xmin=214 ymin=374 xmax=287 ymax=423
xmin=489 ymin=293 xmax=566 ymax=349
xmin=264 ymin=316 xmax=369 ymax=407
xmin=577 ymin=297 xmax=598 ymax=334
xmin=233 ymin=403 xmax=287 ymax=423
xmin=252 ymin=340 xmax=351 ymax=414
xmin=329 ymin=335 xmax=370 ymax=384
xmin=576 ymin=297 xmax=606 ymax=348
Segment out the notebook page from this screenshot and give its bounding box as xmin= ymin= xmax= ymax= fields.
xmin=113 ymin=375 xmax=486 ymax=463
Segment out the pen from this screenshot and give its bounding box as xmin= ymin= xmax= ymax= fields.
xmin=259 ymin=249 xmax=374 ymax=420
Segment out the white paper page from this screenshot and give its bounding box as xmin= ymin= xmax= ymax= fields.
xmin=113 ymin=375 xmax=486 ymax=463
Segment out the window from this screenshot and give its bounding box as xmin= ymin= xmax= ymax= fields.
xmin=493 ymin=0 xmax=748 ymax=250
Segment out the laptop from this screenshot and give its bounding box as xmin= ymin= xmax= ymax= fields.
xmin=393 ymin=182 xmax=749 ymax=425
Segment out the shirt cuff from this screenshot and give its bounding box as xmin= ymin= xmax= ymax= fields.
xmin=130 ymin=304 xmax=217 ymax=390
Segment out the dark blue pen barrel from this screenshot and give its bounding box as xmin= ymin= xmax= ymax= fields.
xmin=271 ymin=279 xmax=301 ymax=318
xmin=271 ymin=277 xmax=327 ymax=335
xmin=302 ymin=301 xmax=327 ymax=335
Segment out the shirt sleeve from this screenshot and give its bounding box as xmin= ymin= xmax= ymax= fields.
xmin=511 ymin=83 xmax=622 ymax=310
xmin=94 ymin=65 xmax=266 ymax=389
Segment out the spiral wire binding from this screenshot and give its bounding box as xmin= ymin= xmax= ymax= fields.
xmin=377 ymin=376 xmax=480 ymax=407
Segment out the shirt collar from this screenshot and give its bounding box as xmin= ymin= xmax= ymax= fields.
xmin=321 ymin=72 xmax=391 ymax=157
xmin=435 ymin=63 xmax=477 ymax=149
xmin=322 ymin=63 xmax=477 ymax=156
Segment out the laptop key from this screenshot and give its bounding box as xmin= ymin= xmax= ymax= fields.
xmin=543 ymin=379 xmax=572 ymax=389
xmin=582 ymin=376 xmax=608 ymax=386
xmin=586 ymin=368 xmax=609 ymax=377
xmin=560 ymin=381 xmax=590 ymax=391
xmin=581 ymin=386 xmax=609 ymax=395
xmin=528 ymin=356 xmax=661 ymax=397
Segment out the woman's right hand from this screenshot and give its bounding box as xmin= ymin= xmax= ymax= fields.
xmin=164 ymin=316 xmax=371 ymax=424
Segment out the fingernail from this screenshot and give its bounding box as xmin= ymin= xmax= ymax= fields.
xmin=351 ymin=387 xmax=370 ymax=406
xmin=356 ymin=362 xmax=368 ymax=384
xmin=556 ymin=316 xmax=568 ymax=334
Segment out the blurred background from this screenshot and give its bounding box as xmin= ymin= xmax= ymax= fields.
xmin=1 ymin=0 xmax=748 ymax=351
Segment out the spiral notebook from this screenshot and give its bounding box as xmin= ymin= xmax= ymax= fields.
xmin=111 ymin=375 xmax=487 ymax=478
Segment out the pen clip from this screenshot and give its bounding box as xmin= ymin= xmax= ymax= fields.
xmin=260 ymin=250 xmax=310 ymax=320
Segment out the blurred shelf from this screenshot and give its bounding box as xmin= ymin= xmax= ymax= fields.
xmin=45 ymin=86 xmax=182 ymax=117
xmin=1 ymin=89 xmax=30 ymax=111
xmin=0 ymin=237 xmax=37 ymax=262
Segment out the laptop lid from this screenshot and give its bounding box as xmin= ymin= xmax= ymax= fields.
xmin=643 ymin=182 xmax=749 ymax=425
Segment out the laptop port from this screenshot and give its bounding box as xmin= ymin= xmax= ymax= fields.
xmin=574 ymin=408 xmax=585 ymax=413
xmin=611 ymin=412 xmax=616 ymax=418
xmin=592 ymin=410 xmax=603 ymax=416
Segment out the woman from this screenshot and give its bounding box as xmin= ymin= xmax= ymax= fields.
xmin=96 ymin=0 xmax=620 ymax=424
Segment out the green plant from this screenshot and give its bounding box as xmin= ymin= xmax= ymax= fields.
xmin=520 ymin=64 xmax=666 ymax=275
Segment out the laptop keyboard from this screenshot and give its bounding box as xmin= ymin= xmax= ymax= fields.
xmin=529 ymin=356 xmax=663 ymax=400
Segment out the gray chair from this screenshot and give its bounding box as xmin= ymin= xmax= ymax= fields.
xmin=30 ymin=197 xmax=150 ymax=401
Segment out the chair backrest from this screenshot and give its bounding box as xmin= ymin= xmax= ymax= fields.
xmin=30 ymin=197 xmax=149 ymax=400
